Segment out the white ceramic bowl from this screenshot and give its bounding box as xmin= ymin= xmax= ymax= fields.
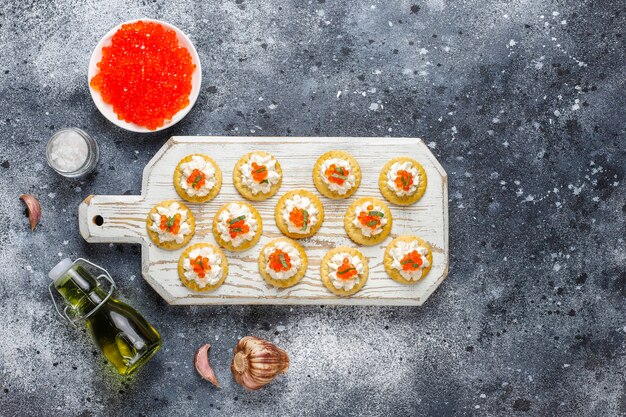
xmin=88 ymin=18 xmax=202 ymax=133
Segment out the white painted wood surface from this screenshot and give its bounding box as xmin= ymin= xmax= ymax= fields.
xmin=78 ymin=136 xmax=448 ymax=305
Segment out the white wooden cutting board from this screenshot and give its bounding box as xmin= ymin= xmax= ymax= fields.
xmin=78 ymin=136 xmax=448 ymax=305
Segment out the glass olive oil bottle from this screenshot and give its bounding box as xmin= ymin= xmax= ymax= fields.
xmin=48 ymin=258 xmax=161 ymax=375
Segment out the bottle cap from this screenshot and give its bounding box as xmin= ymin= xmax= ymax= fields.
xmin=49 ymin=258 xmax=74 ymax=282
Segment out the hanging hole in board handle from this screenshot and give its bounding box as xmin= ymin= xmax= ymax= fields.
xmin=93 ymin=215 xmax=104 ymax=226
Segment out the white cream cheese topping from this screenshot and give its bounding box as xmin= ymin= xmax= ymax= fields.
xmin=282 ymin=194 xmax=319 ymax=235
xmin=352 ymin=201 xmax=388 ymax=237
xmin=179 ymin=156 xmax=217 ymax=197
xmin=328 ymin=252 xmax=364 ymax=291
xmin=320 ymin=158 xmax=356 ymax=194
xmin=240 ymin=153 xmax=281 ymax=194
xmin=390 ymin=240 xmax=431 ymax=281
xmin=386 ymin=161 xmax=419 ymax=197
xmin=263 ymin=240 xmax=301 ymax=280
xmin=182 ymin=246 xmax=223 ymax=287
xmin=216 ymin=203 xmax=257 ymax=247
xmin=148 ymin=202 xmax=192 ymax=243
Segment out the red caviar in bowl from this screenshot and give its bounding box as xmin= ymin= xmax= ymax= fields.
xmin=90 ymin=21 xmax=195 ymax=130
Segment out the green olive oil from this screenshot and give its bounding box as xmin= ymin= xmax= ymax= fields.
xmin=50 ymin=259 xmax=161 ymax=375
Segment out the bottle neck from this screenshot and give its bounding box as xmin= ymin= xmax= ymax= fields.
xmin=54 ymin=265 xmax=109 ymax=317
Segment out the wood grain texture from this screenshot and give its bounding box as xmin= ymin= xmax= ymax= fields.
xmin=78 ymin=136 xmax=449 ymax=305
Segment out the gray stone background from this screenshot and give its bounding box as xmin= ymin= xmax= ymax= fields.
xmin=0 ymin=0 xmax=624 ymax=416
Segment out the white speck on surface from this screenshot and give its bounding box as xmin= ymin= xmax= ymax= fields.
xmin=369 ymin=103 xmax=379 ymax=111
xmin=508 ymin=39 xmax=517 ymax=47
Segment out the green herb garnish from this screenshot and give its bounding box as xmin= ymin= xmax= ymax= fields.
xmin=331 ymin=173 xmax=347 ymax=180
xmin=401 ymin=258 xmax=413 ymax=265
xmin=278 ymin=253 xmax=289 ymax=269
xmin=337 ymin=267 xmax=356 ymax=275
xmin=231 ymin=227 xmax=243 ymax=233
xmin=192 ymin=175 xmax=203 ymax=188
xmin=253 ymin=166 xmax=267 ymax=174
xmin=366 ymin=220 xmax=379 ymax=227
xmin=336 ymin=166 xmax=345 ymax=175
xmin=229 ymin=215 xmax=246 ymax=224
xmin=166 ymin=216 xmax=176 ymax=227
xmin=368 ymin=210 xmax=384 ymax=218
xmin=301 ymin=209 xmax=309 ymax=231
xmin=260 ymin=179 xmax=269 ymax=184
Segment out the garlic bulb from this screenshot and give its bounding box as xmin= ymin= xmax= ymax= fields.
xmin=231 ymin=336 xmax=289 ymax=390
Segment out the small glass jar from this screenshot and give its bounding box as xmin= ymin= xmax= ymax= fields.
xmin=46 ymin=128 xmax=99 ymax=178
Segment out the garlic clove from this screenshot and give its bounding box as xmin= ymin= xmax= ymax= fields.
xmin=231 ymin=336 xmax=289 ymax=390
xmin=20 ymin=194 xmax=41 ymax=230
xmin=194 ymin=343 xmax=220 ymax=388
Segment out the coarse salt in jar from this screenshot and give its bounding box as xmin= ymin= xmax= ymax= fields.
xmin=46 ymin=128 xmax=99 ymax=178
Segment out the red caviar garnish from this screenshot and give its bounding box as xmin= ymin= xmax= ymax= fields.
xmin=400 ymin=250 xmax=423 ymax=272
xmin=187 ymin=169 xmax=206 ymax=189
xmin=251 ymin=162 xmax=269 ymax=184
xmin=89 ymin=21 xmax=195 ymax=130
xmin=227 ymin=215 xmax=250 ymax=239
xmin=395 ymin=170 xmax=414 ymax=191
xmin=336 ymin=257 xmax=358 ymax=280
xmin=190 ymin=255 xmax=211 ymax=278
xmin=357 ymin=204 xmax=384 ymax=229
xmin=159 ymin=213 xmax=181 ymax=234
xmin=268 ymin=249 xmax=292 ymax=272
xmin=289 ymin=207 xmax=310 ymax=231
xmin=324 ymin=164 xmax=349 ymax=185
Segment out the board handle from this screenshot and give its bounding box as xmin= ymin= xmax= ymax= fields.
xmin=79 ymin=195 xmax=150 ymax=244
